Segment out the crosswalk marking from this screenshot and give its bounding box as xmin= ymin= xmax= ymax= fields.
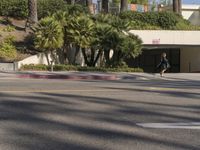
xmin=137 ymin=122 xmax=200 ymax=129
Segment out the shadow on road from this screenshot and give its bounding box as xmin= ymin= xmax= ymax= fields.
xmin=0 ymin=91 xmax=200 ymax=150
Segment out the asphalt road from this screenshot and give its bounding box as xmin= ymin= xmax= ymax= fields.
xmin=0 ymin=74 xmax=200 ymax=150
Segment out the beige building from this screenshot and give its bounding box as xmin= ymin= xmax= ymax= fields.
xmin=129 ymin=30 xmax=200 ymax=73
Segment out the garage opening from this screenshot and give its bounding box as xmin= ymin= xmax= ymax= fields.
xmin=126 ymin=48 xmax=180 ymax=73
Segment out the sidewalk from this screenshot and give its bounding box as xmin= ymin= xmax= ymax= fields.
xmin=1 ymin=71 xmax=200 ymax=81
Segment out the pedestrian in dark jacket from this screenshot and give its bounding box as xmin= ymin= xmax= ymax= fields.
xmin=157 ymin=52 xmax=170 ymax=77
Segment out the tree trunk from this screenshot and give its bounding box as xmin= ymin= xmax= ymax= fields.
xmin=86 ymin=0 xmax=94 ymax=14
xmin=178 ymin=0 xmax=182 ymax=15
xmin=81 ymin=48 xmax=89 ymax=66
xmin=28 ymin=0 xmax=38 ymax=24
xmin=120 ymin=0 xmax=127 ymax=12
xmin=102 ymin=0 xmax=109 ymax=13
xmin=45 ymin=52 xmax=50 ymax=66
xmin=173 ymin=0 xmax=179 ymax=13
xmin=93 ymin=50 xmax=102 ymax=67
xmin=65 ymin=0 xmax=75 ymax=4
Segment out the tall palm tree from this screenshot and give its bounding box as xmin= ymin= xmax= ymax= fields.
xmin=102 ymin=0 xmax=109 ymax=13
xmin=28 ymin=0 xmax=38 ymax=24
xmin=86 ymin=0 xmax=93 ymax=14
xmin=178 ymin=0 xmax=182 ymax=14
xmin=173 ymin=0 xmax=181 ymax=14
xmin=120 ymin=0 xmax=128 ymax=12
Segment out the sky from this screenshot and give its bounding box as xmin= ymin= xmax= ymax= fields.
xmin=182 ymin=0 xmax=200 ymax=4
xmin=92 ymin=0 xmax=200 ymax=4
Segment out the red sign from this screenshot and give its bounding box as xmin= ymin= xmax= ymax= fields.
xmin=152 ymin=39 xmax=160 ymax=44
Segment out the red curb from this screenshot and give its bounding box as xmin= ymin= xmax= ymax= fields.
xmin=17 ymin=74 xmax=118 ymax=80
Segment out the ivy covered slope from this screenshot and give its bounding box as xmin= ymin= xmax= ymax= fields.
xmin=119 ymin=11 xmax=200 ymax=30
xmin=0 ymin=0 xmax=200 ymax=30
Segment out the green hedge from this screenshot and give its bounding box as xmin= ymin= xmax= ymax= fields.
xmin=0 ymin=0 xmax=28 ymax=18
xmin=20 ymin=64 xmax=143 ymax=72
xmin=119 ymin=11 xmax=179 ymax=29
xmin=37 ymin=0 xmax=67 ymax=19
xmin=0 ymin=0 xmax=67 ymax=19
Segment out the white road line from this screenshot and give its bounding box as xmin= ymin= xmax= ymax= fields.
xmin=137 ymin=122 xmax=200 ymax=129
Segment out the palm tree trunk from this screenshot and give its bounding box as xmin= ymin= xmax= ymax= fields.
xmin=65 ymin=0 xmax=75 ymax=4
xmin=102 ymin=0 xmax=109 ymax=13
xmin=81 ymin=48 xmax=89 ymax=66
xmin=173 ymin=0 xmax=179 ymax=13
xmin=120 ymin=0 xmax=127 ymax=12
xmin=28 ymin=0 xmax=38 ymax=24
xmin=86 ymin=0 xmax=94 ymax=14
xmin=178 ymin=0 xmax=182 ymax=15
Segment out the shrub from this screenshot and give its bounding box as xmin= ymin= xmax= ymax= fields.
xmin=0 ymin=0 xmax=28 ymax=19
xmin=20 ymin=64 xmax=143 ymax=72
xmin=2 ymin=25 xmax=15 ymax=32
xmin=20 ymin=64 xmax=48 ymax=71
xmin=0 ymin=0 xmax=67 ymax=19
xmin=119 ymin=11 xmax=179 ymax=29
xmin=158 ymin=12 xmax=178 ymax=29
xmin=0 ymin=42 xmax=17 ymax=60
xmin=37 ymin=0 xmax=67 ymax=19
xmin=3 ymin=35 xmax=16 ymax=44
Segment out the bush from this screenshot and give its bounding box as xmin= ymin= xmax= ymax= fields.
xmin=158 ymin=12 xmax=178 ymax=29
xmin=20 ymin=64 xmax=48 ymax=71
xmin=37 ymin=0 xmax=67 ymax=19
xmin=119 ymin=11 xmax=179 ymax=29
xmin=20 ymin=64 xmax=143 ymax=72
xmin=0 ymin=0 xmax=28 ymax=18
xmin=0 ymin=42 xmax=17 ymax=60
xmin=0 ymin=0 xmax=67 ymax=19
xmin=2 ymin=25 xmax=15 ymax=32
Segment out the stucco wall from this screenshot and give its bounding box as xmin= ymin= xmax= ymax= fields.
xmin=0 ymin=63 xmax=17 ymax=71
xmin=180 ymin=47 xmax=200 ymax=72
xmin=129 ymin=30 xmax=200 ymax=45
xmin=182 ymin=5 xmax=200 ymax=26
xmin=18 ymin=53 xmax=51 ymax=68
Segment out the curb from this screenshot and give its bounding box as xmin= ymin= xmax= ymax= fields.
xmin=17 ymin=74 xmax=118 ymax=81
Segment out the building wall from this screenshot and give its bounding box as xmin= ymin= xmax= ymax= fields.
xmin=182 ymin=4 xmax=200 ymax=26
xmin=0 ymin=63 xmax=17 ymax=71
xmin=180 ymin=47 xmax=200 ymax=72
xmin=17 ymin=53 xmax=51 ymax=69
xmin=129 ymin=30 xmax=200 ymax=45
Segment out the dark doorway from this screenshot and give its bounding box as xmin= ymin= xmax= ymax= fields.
xmin=126 ymin=48 xmax=180 ymax=73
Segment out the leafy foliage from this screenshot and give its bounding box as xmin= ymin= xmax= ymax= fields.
xmin=0 ymin=35 xmax=17 ymax=60
xmin=37 ymin=0 xmax=67 ymax=19
xmin=119 ymin=11 xmax=186 ymax=29
xmin=34 ymin=17 xmax=63 ymax=51
xmin=0 ymin=0 xmax=28 ymax=18
xmin=20 ymin=64 xmax=144 ymax=72
xmin=0 ymin=0 xmax=67 ymax=19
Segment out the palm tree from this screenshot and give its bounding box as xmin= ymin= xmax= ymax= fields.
xmin=28 ymin=0 xmax=38 ymax=24
xmin=67 ymin=15 xmax=95 ymax=66
xmin=86 ymin=0 xmax=94 ymax=14
xmin=173 ymin=0 xmax=182 ymax=14
xmin=120 ymin=0 xmax=128 ymax=12
xmin=65 ymin=0 xmax=75 ymax=4
xmin=178 ymin=0 xmax=182 ymax=14
xmin=102 ymin=0 xmax=109 ymax=13
xmin=34 ymin=17 xmax=63 ymax=65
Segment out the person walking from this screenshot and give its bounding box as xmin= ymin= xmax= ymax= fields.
xmin=157 ymin=52 xmax=170 ymax=77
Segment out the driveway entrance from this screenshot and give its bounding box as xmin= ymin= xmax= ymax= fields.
xmin=127 ymin=48 xmax=180 ymax=73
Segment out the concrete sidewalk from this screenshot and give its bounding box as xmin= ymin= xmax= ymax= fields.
xmin=0 ymin=71 xmax=200 ymax=81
